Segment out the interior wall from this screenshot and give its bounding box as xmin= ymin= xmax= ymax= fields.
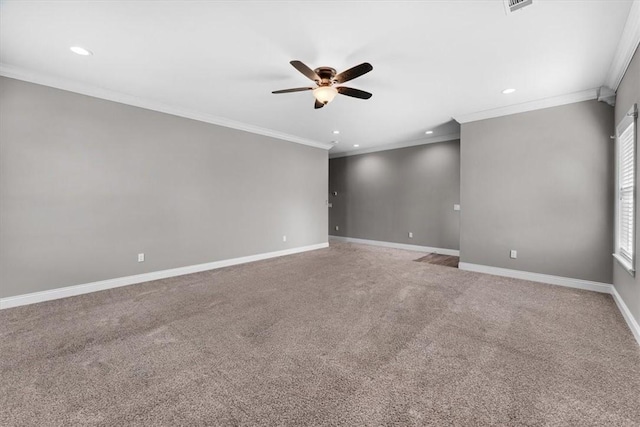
xmin=612 ymin=45 xmax=640 ymax=325
xmin=460 ymin=99 xmax=614 ymax=284
xmin=0 ymin=77 xmax=328 ymax=298
xmin=329 ymin=140 xmax=460 ymax=251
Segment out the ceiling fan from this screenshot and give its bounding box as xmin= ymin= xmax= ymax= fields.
xmin=272 ymin=60 xmax=373 ymax=109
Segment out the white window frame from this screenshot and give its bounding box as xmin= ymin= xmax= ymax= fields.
xmin=614 ymin=103 xmax=638 ymax=276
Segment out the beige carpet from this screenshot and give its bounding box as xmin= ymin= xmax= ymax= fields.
xmin=1 ymin=242 xmax=639 ymax=426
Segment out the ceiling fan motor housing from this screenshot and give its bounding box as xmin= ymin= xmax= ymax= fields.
xmin=314 ymin=67 xmax=337 ymax=85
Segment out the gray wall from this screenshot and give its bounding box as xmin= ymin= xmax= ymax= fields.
xmin=0 ymin=77 xmax=328 ymax=298
xmin=329 ymin=141 xmax=460 ymax=250
xmin=613 ymin=46 xmax=640 ymax=324
xmin=460 ymin=100 xmax=614 ymax=283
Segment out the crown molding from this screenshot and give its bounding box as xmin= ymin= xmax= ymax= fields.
xmin=453 ymin=88 xmax=599 ymax=124
xmin=0 ymin=64 xmax=333 ymax=151
xmin=329 ymin=133 xmax=461 ymax=159
xmin=605 ymin=0 xmax=640 ymax=91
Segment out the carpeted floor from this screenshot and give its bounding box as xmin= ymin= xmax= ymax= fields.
xmin=1 ymin=242 xmax=639 ymax=426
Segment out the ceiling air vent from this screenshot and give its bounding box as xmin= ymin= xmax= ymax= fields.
xmin=504 ymin=0 xmax=533 ymax=13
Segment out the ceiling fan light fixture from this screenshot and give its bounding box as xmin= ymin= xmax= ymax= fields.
xmin=313 ymin=86 xmax=338 ymax=104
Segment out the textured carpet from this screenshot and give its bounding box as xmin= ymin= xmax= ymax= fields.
xmin=414 ymin=253 xmax=459 ymax=268
xmin=1 ymin=242 xmax=639 ymax=426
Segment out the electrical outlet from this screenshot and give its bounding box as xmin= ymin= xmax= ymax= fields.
xmin=328 ymin=203 xmax=333 ymax=208
xmin=408 ymin=232 xmax=413 ymax=238
xmin=282 ymin=235 xmax=287 ymax=242
xmin=335 ymin=225 xmax=339 ymax=231
xmin=454 ymin=204 xmax=461 ymax=211
xmin=510 ymin=250 xmax=517 ymax=259
xmin=138 ymin=253 xmax=145 ymax=262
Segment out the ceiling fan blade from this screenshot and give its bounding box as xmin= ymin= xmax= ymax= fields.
xmin=290 ymin=60 xmax=321 ymax=82
xmin=334 ymin=62 xmax=373 ymax=84
xmin=337 ymin=86 xmax=373 ymax=100
xmin=314 ymin=100 xmax=325 ymax=109
xmin=272 ymin=87 xmax=314 ymax=94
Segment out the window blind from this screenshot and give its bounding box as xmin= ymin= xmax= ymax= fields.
xmin=616 ymin=104 xmax=638 ymax=273
xmin=619 ymin=121 xmax=635 ymax=262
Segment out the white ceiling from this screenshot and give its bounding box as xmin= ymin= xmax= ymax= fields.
xmin=0 ymin=0 xmax=634 ymax=155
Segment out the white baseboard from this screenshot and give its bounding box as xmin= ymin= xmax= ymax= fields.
xmin=459 ymin=262 xmax=640 ymax=347
xmin=458 ymin=262 xmax=613 ymax=293
xmin=329 ymin=235 xmax=459 ymax=256
xmin=0 ymin=242 xmax=329 ymax=310
xmin=610 ymin=286 xmax=640 ymax=347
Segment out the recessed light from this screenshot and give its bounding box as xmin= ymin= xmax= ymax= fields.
xmin=353 ymin=144 xmax=360 ymax=148
xmin=70 ymin=46 xmax=93 ymax=56
xmin=333 ymin=130 xmax=340 ymax=135
xmin=425 ymin=131 xmax=433 ymax=135
xmin=502 ymin=88 xmax=516 ymax=94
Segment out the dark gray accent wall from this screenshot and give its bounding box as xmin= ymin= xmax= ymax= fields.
xmin=329 ymin=141 xmax=460 ymax=250
xmin=0 ymin=77 xmax=328 ymax=298
xmin=460 ymin=99 xmax=614 ymax=283
xmin=613 ymin=45 xmax=640 ymax=325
